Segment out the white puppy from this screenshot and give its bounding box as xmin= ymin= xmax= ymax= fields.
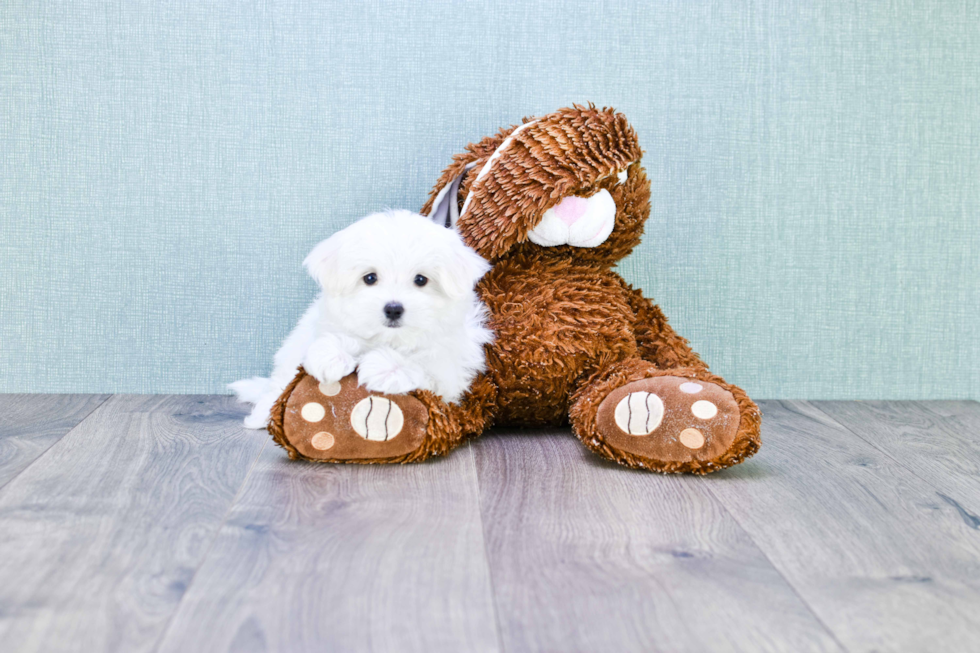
xmin=230 ymin=209 xmax=492 ymax=429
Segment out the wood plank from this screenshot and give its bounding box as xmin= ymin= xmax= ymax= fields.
xmin=0 ymin=394 xmax=266 ymax=653
xmin=155 ymin=443 xmax=501 ymax=653
xmin=473 ymin=429 xmax=843 ymax=653
xmin=704 ymin=400 xmax=980 ymax=652
xmin=815 ymin=401 xmax=980 ymax=514
xmin=0 ymin=394 xmax=109 ymax=489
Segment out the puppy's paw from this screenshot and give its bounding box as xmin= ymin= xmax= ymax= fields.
xmin=303 ymin=338 xmax=357 ymax=384
xmin=358 ymin=349 xmax=426 ymax=396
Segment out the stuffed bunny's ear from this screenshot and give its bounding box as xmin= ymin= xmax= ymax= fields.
xmin=425 ymin=163 xmax=475 ymax=229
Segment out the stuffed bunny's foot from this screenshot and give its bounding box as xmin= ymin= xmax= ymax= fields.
xmin=597 ymin=376 xmax=740 ymax=465
xmin=571 ymin=361 xmax=761 ymax=474
xmin=269 ymin=370 xmax=429 ymax=463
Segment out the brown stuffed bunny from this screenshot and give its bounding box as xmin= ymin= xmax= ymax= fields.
xmin=269 ymin=105 xmax=761 ymax=474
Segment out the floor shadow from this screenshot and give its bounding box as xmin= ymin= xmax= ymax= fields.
xmin=476 ymin=427 xmax=774 ymax=479
xmin=707 ymin=458 xmax=773 ymax=481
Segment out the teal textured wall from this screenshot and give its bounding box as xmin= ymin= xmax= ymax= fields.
xmin=1 ymin=1 xmax=978 ymax=399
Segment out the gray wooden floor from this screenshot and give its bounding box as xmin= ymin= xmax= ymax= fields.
xmin=1 ymin=396 xmax=979 ymax=652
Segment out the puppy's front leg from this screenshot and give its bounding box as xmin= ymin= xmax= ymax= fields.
xmin=303 ymin=333 xmax=359 ymax=384
xmin=357 ymin=348 xmax=428 ymax=396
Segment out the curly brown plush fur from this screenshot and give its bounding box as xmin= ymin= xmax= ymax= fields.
xmin=271 ymin=104 xmax=761 ymax=474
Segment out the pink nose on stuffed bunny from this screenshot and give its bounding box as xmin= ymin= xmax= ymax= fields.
xmin=553 ymin=196 xmax=588 ymax=225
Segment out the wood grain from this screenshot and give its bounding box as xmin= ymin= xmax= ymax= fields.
xmin=473 ymin=428 xmax=843 ymax=653
xmin=705 ymin=400 xmax=980 ymax=652
xmin=155 ymin=442 xmax=501 ymax=653
xmin=815 ymin=401 xmax=980 ymax=515
xmin=0 ymin=394 xmax=266 ymax=653
xmin=5 ymin=397 xmax=980 ymax=651
xmin=0 ymin=394 xmax=109 ymax=489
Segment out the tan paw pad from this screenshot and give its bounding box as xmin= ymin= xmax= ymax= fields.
xmin=679 ymin=428 xmax=705 ymax=449
xmin=310 ymin=432 xmax=336 ymax=450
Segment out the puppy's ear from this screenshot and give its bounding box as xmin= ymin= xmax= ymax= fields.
xmin=434 ymin=239 xmax=491 ymax=299
xmin=303 ymin=235 xmax=351 ymax=295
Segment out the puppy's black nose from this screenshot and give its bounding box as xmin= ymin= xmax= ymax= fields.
xmin=384 ymin=302 xmax=404 ymax=321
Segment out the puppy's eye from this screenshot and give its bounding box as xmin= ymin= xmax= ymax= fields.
xmin=363 ymin=273 xmax=378 ymax=285
xmin=414 ymin=275 xmax=428 ymax=287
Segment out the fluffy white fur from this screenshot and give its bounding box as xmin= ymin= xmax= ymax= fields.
xmin=230 ymin=209 xmax=493 ymax=429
